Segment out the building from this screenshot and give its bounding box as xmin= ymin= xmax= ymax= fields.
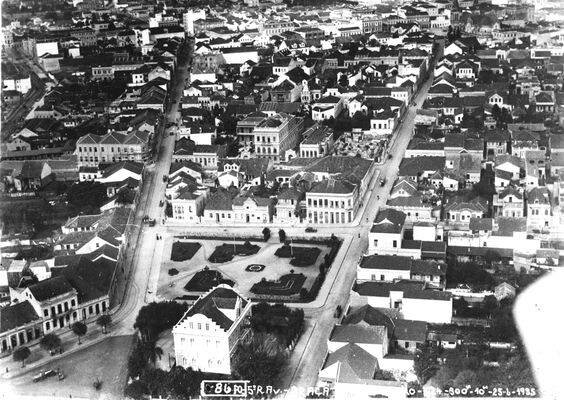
xmin=368 ymin=209 xmax=406 ymax=254
xmin=253 ymin=113 xmax=304 ymax=162
xmin=172 ymin=285 xmax=252 ymax=374
xmin=75 ymin=130 xmax=151 ymax=167
xmin=353 ymin=281 xmax=452 ymax=324
xmin=299 ymin=124 xmax=334 ymax=158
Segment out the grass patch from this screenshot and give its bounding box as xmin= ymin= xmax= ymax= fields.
xmin=274 ymin=245 xmax=321 ymax=267
xmin=171 ymin=242 xmax=201 ymax=261
xmin=184 ymin=268 xmax=235 ymax=292
xmin=251 ymin=273 xmax=306 ymax=296
xmin=208 ymin=241 xmax=260 ymax=263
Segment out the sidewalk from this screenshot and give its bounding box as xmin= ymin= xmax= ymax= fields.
xmin=0 ymin=319 xmax=111 ymax=379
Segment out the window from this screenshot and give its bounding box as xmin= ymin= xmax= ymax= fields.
xmin=71 ymin=299 xmax=76 ymax=307
xmin=392 ymin=240 xmax=397 ymax=248
xmin=380 ymin=275 xmax=385 ymax=281
xmin=46 ymin=322 xmax=50 ymax=330
xmin=198 ymin=323 xmax=201 ymax=330
xmin=44 ymin=309 xmax=48 ymax=317
xmin=205 ymin=324 xmax=209 ymax=331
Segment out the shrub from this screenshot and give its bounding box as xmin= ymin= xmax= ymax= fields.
xmin=170 ymin=242 xmax=201 ymax=261
xmin=208 ymin=242 xmax=260 ymax=263
xmin=168 ymin=268 xmax=179 ymax=276
xmin=184 ymin=269 xmax=234 ymax=292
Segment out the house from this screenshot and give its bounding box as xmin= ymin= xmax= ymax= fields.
xmin=311 ymin=96 xmax=344 ymax=121
xmin=299 ymin=124 xmax=334 ymax=158
xmin=398 ymin=156 xmax=445 ymax=182
xmin=357 ymin=255 xmax=446 ymax=288
xmin=170 ymin=186 xmax=207 ymax=223
xmin=219 ymin=158 xmax=272 ymax=186
xmin=368 ymin=209 xmax=406 ymax=255
xmin=493 ymin=186 xmax=524 ymax=218
xmin=444 ymin=196 xmax=488 ymax=227
xmin=172 ymin=285 xmax=252 ymax=375
xmin=274 ymin=187 xmax=303 ymax=225
xmin=318 ymin=343 xmax=406 ymax=400
xmin=494 ymin=282 xmax=516 ymax=301
xmin=386 ymin=196 xmax=435 ymax=223
xmin=353 ymin=281 xmax=452 ymax=323
xmin=173 ymin=138 xmax=226 ymax=169
xmin=526 ymin=187 xmax=551 ymax=231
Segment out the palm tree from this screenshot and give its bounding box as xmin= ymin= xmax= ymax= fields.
xmin=39 ymin=333 xmax=62 ymax=354
xmin=13 ymin=346 xmax=31 ymax=368
xmin=141 ymin=341 xmax=163 ymax=366
xmin=71 ymin=322 xmax=87 ymax=345
xmin=96 ymin=314 xmax=112 ymax=334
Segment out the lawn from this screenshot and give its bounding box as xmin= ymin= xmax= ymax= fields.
xmin=183 ymin=268 xmax=235 ymax=293
xmin=274 ymin=245 xmax=321 ymax=267
xmin=251 ymin=273 xmax=306 ymax=296
xmin=208 ymin=242 xmax=261 ymax=263
xmin=170 ymin=241 xmax=201 ymax=261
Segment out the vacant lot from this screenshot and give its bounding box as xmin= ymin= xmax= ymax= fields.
xmin=6 ymin=335 xmax=133 ymax=400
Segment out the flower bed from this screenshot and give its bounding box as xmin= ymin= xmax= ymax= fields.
xmin=184 ymin=268 xmax=235 ymax=292
xmin=250 ymin=273 xmax=306 ymax=296
xmin=208 ymin=242 xmax=261 ymax=263
xmin=274 ymin=245 xmax=321 ymax=267
xmin=170 ymin=242 xmax=201 ymax=261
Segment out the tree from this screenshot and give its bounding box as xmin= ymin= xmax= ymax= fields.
xmin=71 ymin=322 xmax=87 ymax=344
xmin=13 ymin=346 xmax=31 ymax=367
xmin=141 ymin=340 xmax=163 ymax=366
xmin=116 ymin=188 xmax=135 ymax=205
xmin=96 ymin=314 xmax=112 ymax=334
xmin=262 ymin=227 xmax=271 ymax=241
xmin=338 ymin=73 xmax=349 ymax=88
xmin=447 ymin=25 xmax=454 ymax=42
xmin=134 ymin=302 xmax=188 ymax=342
xmin=233 ymin=333 xmax=288 ymax=387
xmin=39 ymin=333 xmax=61 ymax=354
xmin=124 ymin=380 xmax=148 ymax=400
xmin=66 ymin=181 xmax=108 ymax=213
xmin=414 ymin=344 xmax=441 ymax=384
xmin=278 ymin=229 xmax=286 ymax=243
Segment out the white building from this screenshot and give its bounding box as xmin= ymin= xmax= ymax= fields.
xmin=172 ymin=285 xmax=252 ymax=374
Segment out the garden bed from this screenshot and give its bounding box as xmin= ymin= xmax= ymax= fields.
xmin=250 ymin=273 xmax=306 ymax=296
xmin=274 ymin=245 xmax=321 ymax=267
xmin=170 ymin=242 xmax=201 ymax=261
xmin=245 ymin=264 xmax=266 ymax=272
xmin=208 ymin=242 xmax=260 ymax=263
xmin=184 ymin=268 xmax=235 ymax=292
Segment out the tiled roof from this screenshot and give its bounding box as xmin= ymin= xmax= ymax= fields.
xmin=28 ymin=276 xmax=75 ymax=302
xmin=180 ymin=286 xmax=247 ymax=331
xmin=0 ymin=301 xmax=40 ymax=333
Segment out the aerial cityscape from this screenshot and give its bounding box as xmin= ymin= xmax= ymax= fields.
xmin=0 ymin=0 xmax=563 ymax=398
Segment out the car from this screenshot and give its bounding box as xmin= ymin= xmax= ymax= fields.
xmin=33 ymin=370 xmax=57 ymax=383
xmin=379 ymin=177 xmax=387 ymax=187
xmin=334 ymin=305 xmax=342 ymax=318
xmin=305 ymin=227 xmax=317 ymax=233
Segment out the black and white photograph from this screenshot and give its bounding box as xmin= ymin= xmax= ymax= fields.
xmin=0 ymin=0 xmax=563 ymax=398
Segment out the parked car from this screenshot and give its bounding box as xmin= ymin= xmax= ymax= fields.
xmin=33 ymin=370 xmax=57 ymax=383
xmin=305 ymin=227 xmax=317 ymax=233
xmin=379 ymin=177 xmax=387 ymax=186
xmin=334 ymin=305 xmax=342 ymax=318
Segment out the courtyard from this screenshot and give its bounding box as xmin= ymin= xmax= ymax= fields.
xmin=156 ymin=236 xmax=333 ymax=301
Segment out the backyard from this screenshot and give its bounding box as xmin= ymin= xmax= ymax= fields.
xmin=156 ymin=236 xmax=333 ymax=301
